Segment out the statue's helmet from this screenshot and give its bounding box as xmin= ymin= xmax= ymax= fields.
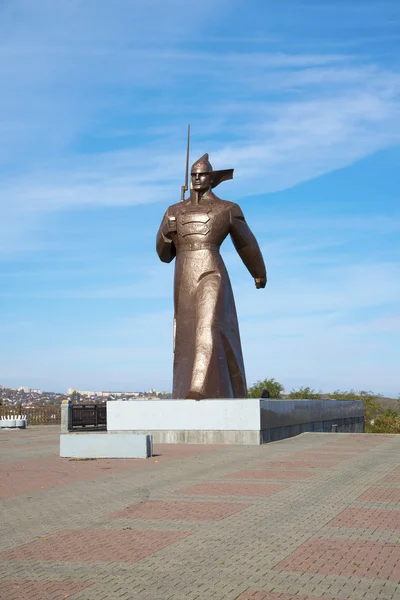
xmin=191 ymin=153 xmax=234 ymax=189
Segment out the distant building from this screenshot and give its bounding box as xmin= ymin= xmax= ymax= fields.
xmin=101 ymin=391 xmax=141 ymax=398
xmin=68 ymin=388 xmax=141 ymax=399
xmin=67 ymin=388 xmax=102 ymax=397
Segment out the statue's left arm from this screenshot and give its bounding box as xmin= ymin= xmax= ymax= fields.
xmin=156 ymin=209 xmax=176 ymax=263
xmin=229 ymin=203 xmax=267 ymax=288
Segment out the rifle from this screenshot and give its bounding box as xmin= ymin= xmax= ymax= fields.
xmin=180 ymin=124 xmax=191 ymax=202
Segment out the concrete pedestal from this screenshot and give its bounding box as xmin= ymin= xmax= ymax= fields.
xmin=107 ymin=398 xmax=364 ymax=445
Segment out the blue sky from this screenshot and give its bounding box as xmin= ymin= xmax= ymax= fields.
xmin=0 ymin=0 xmax=399 ymax=396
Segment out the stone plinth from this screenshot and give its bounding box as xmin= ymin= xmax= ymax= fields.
xmin=106 ymin=399 xmax=364 ymax=445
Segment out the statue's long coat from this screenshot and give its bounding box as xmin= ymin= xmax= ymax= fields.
xmin=156 ymin=190 xmax=266 ymax=399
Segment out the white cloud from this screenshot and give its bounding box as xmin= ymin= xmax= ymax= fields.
xmin=1 ymin=62 xmax=399 ymax=239
xmin=0 ymin=2 xmax=399 ymax=231
xmin=237 ymin=260 xmax=400 ymax=318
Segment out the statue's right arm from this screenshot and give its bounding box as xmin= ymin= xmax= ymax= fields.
xmin=156 ymin=210 xmax=176 ymax=263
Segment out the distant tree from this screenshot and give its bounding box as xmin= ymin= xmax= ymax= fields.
xmin=328 ymin=389 xmax=384 ymax=431
xmin=329 ymin=389 xmax=381 ymax=401
xmin=248 ymin=378 xmax=284 ymax=399
xmin=288 ymin=386 xmax=321 ymax=399
xmin=369 ymin=408 xmax=400 ymax=434
xmin=69 ymin=390 xmax=81 ymax=403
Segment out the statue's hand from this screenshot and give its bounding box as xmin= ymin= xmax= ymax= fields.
xmin=167 ymin=216 xmax=177 ymax=233
xmin=255 ymin=276 xmax=266 ymax=289
xmin=162 ymin=215 xmax=177 ymax=238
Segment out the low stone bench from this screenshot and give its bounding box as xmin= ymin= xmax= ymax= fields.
xmin=60 ymin=431 xmax=152 ymax=458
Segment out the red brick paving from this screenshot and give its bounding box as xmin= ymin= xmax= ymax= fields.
xmin=1 ymin=429 xmax=399 ymax=599
xmin=0 ymin=456 xmax=148 ymax=499
xmin=316 ymin=447 xmax=364 ymax=453
xmin=153 ymin=443 xmax=224 ymax=460
xmin=0 ymin=444 xmax=222 ymax=499
xmin=179 ymin=482 xmax=287 ymax=498
xmin=323 ymin=445 xmax=380 ymax=451
xmin=224 ymin=469 xmax=314 ymax=481
xmin=379 ymin=474 xmax=400 ymax=485
xmin=357 ymin=487 xmax=400 ymax=503
xmin=236 ymin=593 xmax=270 ymax=600
xmin=274 ymin=538 xmax=400 ymax=581
xmin=0 ymin=580 xmax=92 ymax=600
xmin=329 ymin=438 xmax=383 ymax=443
xmin=1 ymin=440 xmax=57 ymax=450
xmin=237 ymin=593 xmax=338 ymax=600
xmin=332 ymin=438 xmax=374 ymax=442
xmin=290 ymin=452 xmax=356 ymax=460
xmin=0 ymin=529 xmax=190 ymax=563
xmin=325 ymin=436 xmax=386 ymax=444
xmin=263 ymin=461 xmax=339 ymax=469
xmin=327 ymin=508 xmax=400 ymax=530
xmin=108 ymin=500 xmax=251 ymax=521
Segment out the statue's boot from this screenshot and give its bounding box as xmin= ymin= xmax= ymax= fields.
xmin=185 ymin=391 xmax=205 ymax=401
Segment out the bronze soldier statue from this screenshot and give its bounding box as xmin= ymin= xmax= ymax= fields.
xmin=156 ymin=151 xmax=266 ymax=400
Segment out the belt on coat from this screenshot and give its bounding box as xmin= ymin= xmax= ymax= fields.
xmin=177 ymin=243 xmax=220 ymax=252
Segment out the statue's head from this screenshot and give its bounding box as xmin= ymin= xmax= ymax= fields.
xmin=191 ymin=154 xmax=234 ymax=193
xmin=191 ymin=154 xmax=212 ymax=192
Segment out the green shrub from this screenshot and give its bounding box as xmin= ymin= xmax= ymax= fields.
xmin=248 ymin=378 xmax=284 ymax=399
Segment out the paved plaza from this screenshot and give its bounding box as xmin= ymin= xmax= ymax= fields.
xmin=0 ymin=426 xmax=399 ymax=600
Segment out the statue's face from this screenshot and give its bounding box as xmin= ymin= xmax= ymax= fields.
xmin=191 ymin=171 xmax=211 ymax=192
